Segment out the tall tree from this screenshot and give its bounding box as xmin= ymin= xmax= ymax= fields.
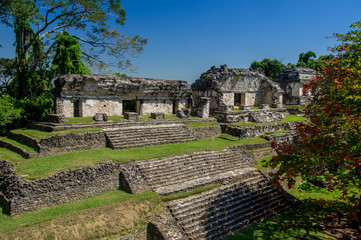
xmin=266 ymin=21 xmax=361 ymax=224
xmin=1 ymin=0 xmax=147 ymax=98
xmin=250 ymin=58 xmax=286 ymax=79
xmin=0 ymin=58 xmax=15 ymax=93
xmin=51 ymin=31 xmax=91 ymax=76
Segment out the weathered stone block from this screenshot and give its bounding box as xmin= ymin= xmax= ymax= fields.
xmin=259 ymin=104 xmax=270 ymax=110
xmin=176 ymin=109 xmax=190 ymax=119
xmin=124 ymin=112 xmax=139 ymax=120
xmin=150 ymin=112 xmax=165 ymax=120
xmin=44 ymin=114 xmax=67 ymax=123
xmin=239 ymin=105 xmax=250 ymax=111
xmin=93 ymin=113 xmax=108 ymax=121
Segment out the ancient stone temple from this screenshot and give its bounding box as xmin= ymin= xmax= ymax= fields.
xmin=273 ymin=67 xmax=317 ymax=105
xmin=54 ymin=74 xmax=191 ymax=117
xmin=191 ymin=65 xmax=284 ymax=113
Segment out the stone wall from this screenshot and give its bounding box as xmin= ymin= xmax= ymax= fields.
xmin=140 ymin=99 xmax=173 ymax=115
xmin=188 ymin=125 xmax=221 ymax=139
xmin=221 ymin=122 xmax=300 ymax=139
xmin=7 ymin=132 xmax=40 ymax=152
xmin=55 ymin=74 xmax=191 ymax=117
xmin=39 ymin=131 xmax=106 ymax=150
xmin=82 ymin=99 xmax=123 ymax=117
xmin=0 ymin=160 xmax=122 ymax=215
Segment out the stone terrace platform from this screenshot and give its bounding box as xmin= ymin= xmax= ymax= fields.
xmin=28 ymin=117 xmax=218 ymax=132
xmin=148 ymin=170 xmax=297 ymax=240
xmin=119 ymin=147 xmax=258 ymax=196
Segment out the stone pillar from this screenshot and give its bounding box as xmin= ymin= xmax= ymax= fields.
xmin=197 ymin=97 xmax=210 ymax=119
xmin=54 ymin=97 xmax=64 ymax=114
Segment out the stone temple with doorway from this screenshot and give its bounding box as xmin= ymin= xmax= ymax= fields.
xmin=191 ymin=64 xmax=284 ymax=114
xmin=54 ymin=74 xmax=191 ymax=117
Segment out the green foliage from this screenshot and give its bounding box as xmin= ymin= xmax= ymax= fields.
xmin=268 ymin=20 xmax=361 ymax=222
xmin=0 ymin=58 xmax=15 ymax=93
xmin=250 ymin=58 xmax=286 ymax=79
xmin=50 ymin=31 xmax=91 ymax=77
xmin=0 ymin=94 xmax=22 ymax=135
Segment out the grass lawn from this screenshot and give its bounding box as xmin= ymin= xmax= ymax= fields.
xmin=12 ymin=128 xmax=103 ymax=141
xmin=0 ymin=137 xmax=267 ymax=180
xmin=0 ymin=190 xmax=162 ymax=240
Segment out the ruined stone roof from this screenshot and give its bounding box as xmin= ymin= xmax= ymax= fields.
xmin=273 ymin=67 xmax=317 ymax=84
xmin=55 ymin=74 xmax=191 ymax=98
xmin=191 ymin=65 xmax=280 ymax=93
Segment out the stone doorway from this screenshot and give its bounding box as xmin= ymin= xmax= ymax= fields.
xmin=73 ymin=99 xmax=82 ymax=117
xmin=173 ymin=100 xmax=179 ymax=114
xmin=123 ymin=100 xmax=137 ymax=113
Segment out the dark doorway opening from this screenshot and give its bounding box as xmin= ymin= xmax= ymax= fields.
xmin=123 ymin=100 xmax=137 ymax=113
xmin=73 ymin=99 xmax=82 ymax=117
xmin=173 ymin=100 xmax=179 ymax=114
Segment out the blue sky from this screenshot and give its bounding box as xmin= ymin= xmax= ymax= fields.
xmin=1 ymin=0 xmax=361 ymax=83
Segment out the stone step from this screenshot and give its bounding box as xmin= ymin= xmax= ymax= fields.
xmin=105 ymin=129 xmax=190 ymax=137
xmin=154 ymin=168 xmax=260 ymax=196
xmin=167 ymin=180 xmax=290 ymax=240
xmin=137 ymin=151 xmax=241 ymax=171
xmin=109 ymin=134 xmax=193 ymax=144
xmin=139 ymin=154 xmax=243 ymax=177
xmin=167 ymin=175 xmax=264 ymax=209
xmin=168 ymin=175 xmax=266 ymax=215
xmin=145 ymin=162 xmax=248 ymax=188
xmin=192 ymin=198 xmax=289 ymax=240
xmin=174 ymin=185 xmax=277 ymax=225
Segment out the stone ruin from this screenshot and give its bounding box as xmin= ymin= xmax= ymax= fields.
xmin=54 ymin=74 xmax=191 ymax=117
xmin=273 ymin=67 xmax=317 ymax=105
xmin=191 ymin=65 xmax=284 ymax=113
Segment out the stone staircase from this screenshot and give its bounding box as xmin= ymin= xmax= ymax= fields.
xmin=120 ymin=148 xmax=257 ymax=195
xmin=104 ymin=123 xmax=196 ymax=150
xmin=147 ymin=171 xmax=295 ymax=240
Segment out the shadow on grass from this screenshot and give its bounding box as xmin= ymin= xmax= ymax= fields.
xmin=225 ymin=198 xmax=341 ymax=240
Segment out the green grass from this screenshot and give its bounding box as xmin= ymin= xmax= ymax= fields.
xmin=163 ymin=184 xmax=222 ymax=201
xmin=0 ymin=137 xmax=37 ymax=153
xmin=12 ymin=128 xmax=103 ymax=141
xmin=1 ymin=137 xmax=267 ymax=180
xmin=219 ymin=133 xmax=240 ymax=140
xmin=285 ymin=105 xmax=306 ymax=109
xmin=0 ymin=190 xmax=160 ymax=234
xmin=230 ymin=114 xmax=308 ymax=126
xmin=263 ymin=130 xmax=287 ymax=136
xmin=186 ymin=122 xmax=219 ymax=128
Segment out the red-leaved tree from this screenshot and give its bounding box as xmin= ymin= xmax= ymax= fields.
xmin=266 ymin=21 xmax=361 ymax=223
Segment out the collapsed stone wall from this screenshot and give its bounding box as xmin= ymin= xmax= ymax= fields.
xmin=0 ymin=160 xmax=122 ymax=215
xmin=221 ymin=122 xmax=300 ymax=139
xmin=214 ymin=108 xmax=288 ymax=123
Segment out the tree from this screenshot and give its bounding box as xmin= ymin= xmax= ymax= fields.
xmin=50 ymin=31 xmax=91 ymax=76
xmin=266 ymin=21 xmax=361 ymax=224
xmin=1 ymin=0 xmax=147 ymax=98
xmin=250 ymin=58 xmax=286 ymax=79
xmin=297 ymin=50 xmax=317 ymax=67
xmin=0 ymin=58 xmax=15 ymax=93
